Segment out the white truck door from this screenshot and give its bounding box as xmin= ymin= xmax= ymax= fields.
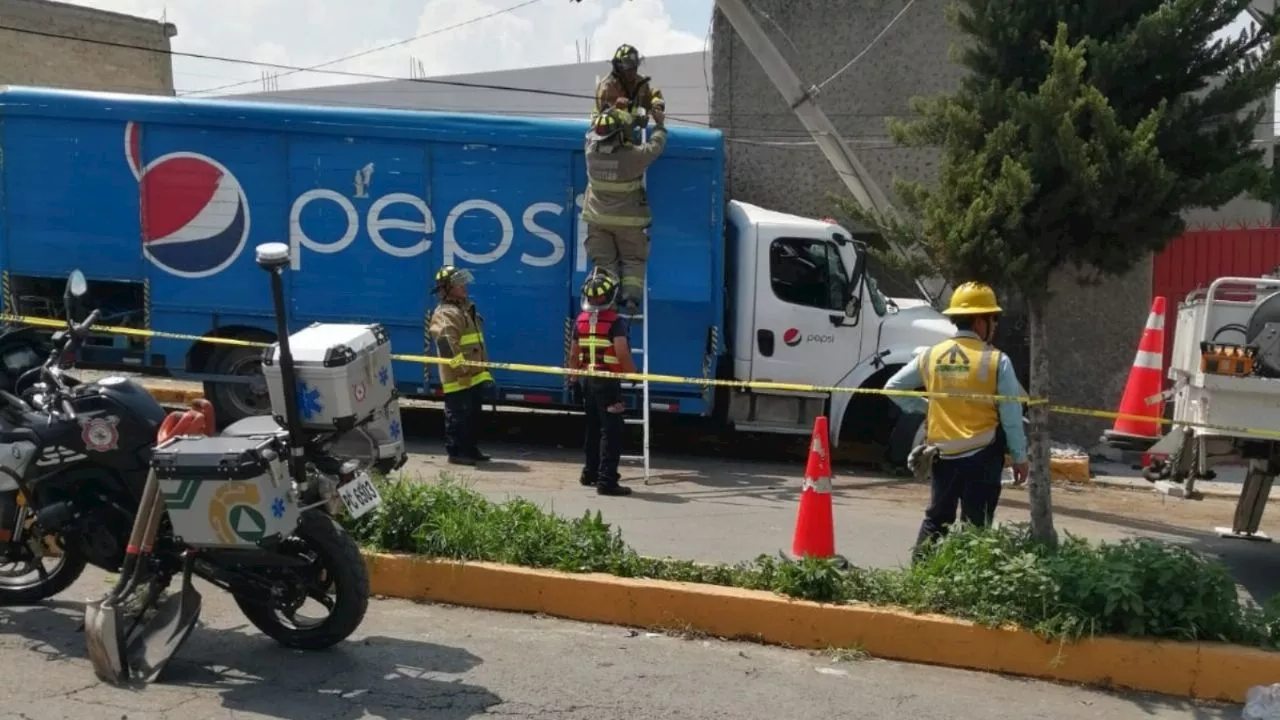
xmin=750 ymin=234 xmax=863 ymax=386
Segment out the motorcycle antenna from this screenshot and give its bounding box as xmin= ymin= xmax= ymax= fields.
xmin=255 ymin=242 xmax=307 ymax=487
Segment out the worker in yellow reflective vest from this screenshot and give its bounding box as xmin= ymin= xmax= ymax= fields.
xmin=883 ymin=282 xmax=1029 ymax=556
xmin=428 ymin=265 xmax=493 ymax=466
xmin=581 ymin=105 xmax=667 ymax=316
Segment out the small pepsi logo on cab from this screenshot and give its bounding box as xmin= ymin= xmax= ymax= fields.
xmin=782 ymin=328 xmax=801 ymax=347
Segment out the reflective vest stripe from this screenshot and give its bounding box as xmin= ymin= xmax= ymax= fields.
xmin=459 ymin=331 xmax=484 ymax=346
xmin=577 ymin=310 xmax=620 ymax=371
xmin=443 ymin=370 xmax=494 ymax=394
xmin=581 ymin=209 xmax=651 ymax=228
xmin=589 ymin=178 xmax=644 ymax=192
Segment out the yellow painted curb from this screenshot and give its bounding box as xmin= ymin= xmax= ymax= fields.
xmin=363 ymin=551 xmax=1276 ymax=703
xmin=1050 ymin=456 xmax=1091 ymax=485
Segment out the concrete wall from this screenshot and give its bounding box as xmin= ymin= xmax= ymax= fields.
xmin=0 ymin=0 xmax=177 ymax=95
xmin=711 ymin=0 xmax=1273 ymax=447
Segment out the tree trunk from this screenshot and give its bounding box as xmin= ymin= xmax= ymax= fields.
xmin=1026 ymin=297 xmax=1059 ymax=546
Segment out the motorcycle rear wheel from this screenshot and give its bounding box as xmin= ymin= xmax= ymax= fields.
xmin=233 ymin=510 xmax=370 ymax=650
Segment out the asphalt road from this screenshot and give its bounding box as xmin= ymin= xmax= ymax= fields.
xmin=0 ymin=569 xmax=1239 ymax=719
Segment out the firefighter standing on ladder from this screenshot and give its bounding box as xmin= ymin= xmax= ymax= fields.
xmin=882 ymin=282 xmax=1029 ymax=557
xmin=567 ymin=268 xmax=637 ymax=496
xmin=428 ymin=265 xmax=493 ymax=467
xmin=581 ymin=104 xmax=667 ymax=316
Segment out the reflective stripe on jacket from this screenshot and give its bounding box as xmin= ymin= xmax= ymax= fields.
xmin=917 ymin=336 xmax=1002 ymax=457
xmin=428 ymin=298 xmax=493 ymax=394
xmin=576 ymin=309 xmax=621 ymax=372
xmin=581 ymin=127 xmax=668 ymax=229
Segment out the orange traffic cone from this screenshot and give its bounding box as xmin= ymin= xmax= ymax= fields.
xmin=792 ymin=416 xmax=836 ymax=559
xmin=1103 ymin=296 xmax=1167 ymax=449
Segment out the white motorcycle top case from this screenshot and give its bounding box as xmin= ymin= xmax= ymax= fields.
xmin=328 ymin=395 xmax=407 ymax=469
xmin=152 ymin=434 xmax=301 ymax=549
xmin=262 ymin=322 xmax=396 ymax=432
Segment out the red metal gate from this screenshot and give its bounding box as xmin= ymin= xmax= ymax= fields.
xmin=1152 ymin=225 xmax=1280 ymax=367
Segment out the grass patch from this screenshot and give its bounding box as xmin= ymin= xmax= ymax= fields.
xmin=342 ymin=474 xmax=1280 ymax=649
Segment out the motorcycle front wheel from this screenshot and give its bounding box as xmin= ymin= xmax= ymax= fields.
xmin=233 ymin=510 xmax=370 ymax=650
xmin=0 ymin=491 xmax=87 ymax=605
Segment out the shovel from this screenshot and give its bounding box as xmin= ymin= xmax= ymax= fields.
xmin=123 ymin=548 xmax=201 ymax=683
xmin=84 ymin=467 xmax=161 ymax=683
xmin=85 ymin=405 xmax=213 ymax=684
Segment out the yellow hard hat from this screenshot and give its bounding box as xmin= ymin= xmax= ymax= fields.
xmin=943 ymin=282 xmax=1002 ymax=316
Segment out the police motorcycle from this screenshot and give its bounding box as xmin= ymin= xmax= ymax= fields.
xmin=0 ymin=242 xmax=394 ymax=685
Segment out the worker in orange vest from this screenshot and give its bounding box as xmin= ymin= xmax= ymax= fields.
xmin=566 ymin=268 xmax=637 ymax=496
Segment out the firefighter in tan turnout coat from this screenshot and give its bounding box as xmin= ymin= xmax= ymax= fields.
xmin=428 ymin=265 xmax=493 ymax=466
xmin=581 ymin=105 xmax=667 ymax=315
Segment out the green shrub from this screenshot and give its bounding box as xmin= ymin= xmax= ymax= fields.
xmin=343 ymin=474 xmax=1280 ymax=649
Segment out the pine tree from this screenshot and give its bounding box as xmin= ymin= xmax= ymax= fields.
xmin=843 ymin=0 xmax=1280 ymax=545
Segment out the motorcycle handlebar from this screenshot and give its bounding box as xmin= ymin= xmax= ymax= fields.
xmin=74 ymin=309 xmax=102 ymax=337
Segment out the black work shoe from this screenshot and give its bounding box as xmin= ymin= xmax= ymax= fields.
xmin=447 ymin=455 xmax=477 ymax=467
xmin=470 ymin=450 xmax=491 ymax=462
xmin=597 ymin=483 xmax=633 ymax=497
xmin=579 ymin=472 xmax=598 ymax=487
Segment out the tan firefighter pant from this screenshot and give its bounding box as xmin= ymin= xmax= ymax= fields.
xmin=584 ymin=225 xmax=649 ymax=305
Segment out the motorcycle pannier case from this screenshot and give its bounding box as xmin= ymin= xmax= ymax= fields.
xmin=329 ymin=396 xmax=407 ymax=470
xmin=262 ymin=322 xmax=396 ymax=432
xmin=152 ymin=435 xmax=301 ymax=549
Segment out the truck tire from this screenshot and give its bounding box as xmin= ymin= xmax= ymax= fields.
xmin=887 ymin=411 xmax=925 ymax=473
xmin=205 ymin=345 xmax=272 ymax=426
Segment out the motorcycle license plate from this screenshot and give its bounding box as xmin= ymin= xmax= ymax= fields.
xmin=338 ymin=472 xmax=382 ymax=519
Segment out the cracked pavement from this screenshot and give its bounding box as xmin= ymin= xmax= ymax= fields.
xmin=0 ymin=568 xmax=1241 ymax=719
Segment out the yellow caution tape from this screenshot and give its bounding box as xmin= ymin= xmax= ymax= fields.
xmin=11 ymin=311 xmax=1280 ymax=442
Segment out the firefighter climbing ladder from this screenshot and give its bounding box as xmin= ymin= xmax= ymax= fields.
xmin=619 ymin=115 xmax=652 ymax=485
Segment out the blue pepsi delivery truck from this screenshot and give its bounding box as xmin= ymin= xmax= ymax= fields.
xmin=0 ymin=85 xmax=954 ymax=464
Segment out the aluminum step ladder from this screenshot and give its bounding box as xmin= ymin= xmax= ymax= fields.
xmin=618 ymin=115 xmax=652 ymax=485
xmin=619 ymin=282 xmax=650 ymax=484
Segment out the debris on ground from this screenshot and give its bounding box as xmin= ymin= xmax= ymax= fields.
xmin=1050 ymin=441 xmax=1088 ymax=459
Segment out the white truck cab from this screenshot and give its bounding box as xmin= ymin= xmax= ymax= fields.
xmin=723 ymin=200 xmax=955 ymax=458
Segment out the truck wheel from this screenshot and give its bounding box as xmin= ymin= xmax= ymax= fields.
xmin=205 ymin=346 xmax=272 ymax=426
xmin=887 ymin=412 xmax=925 ymax=473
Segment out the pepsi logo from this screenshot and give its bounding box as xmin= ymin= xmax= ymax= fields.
xmin=127 ymin=122 xmax=251 ymax=278
xmin=782 ymin=328 xmax=801 ymax=347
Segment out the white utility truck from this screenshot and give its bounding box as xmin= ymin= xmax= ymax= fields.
xmin=1143 ymin=276 xmax=1280 ymax=540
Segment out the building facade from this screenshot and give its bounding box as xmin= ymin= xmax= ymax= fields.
xmin=0 ymin=0 xmax=177 ymax=95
